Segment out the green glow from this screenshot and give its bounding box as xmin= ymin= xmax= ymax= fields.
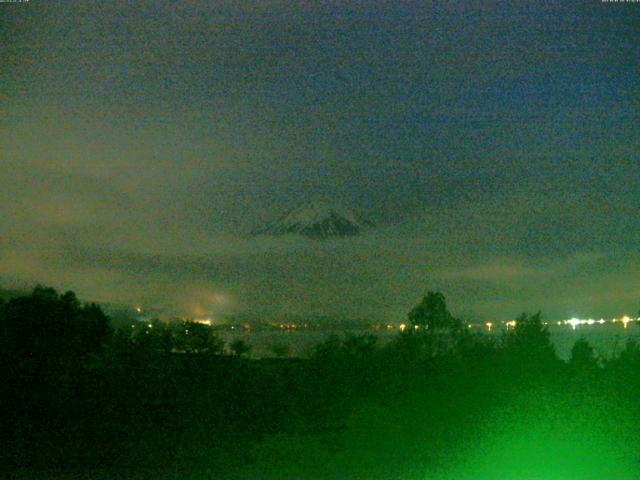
xmin=438 ymin=391 xmax=639 ymax=480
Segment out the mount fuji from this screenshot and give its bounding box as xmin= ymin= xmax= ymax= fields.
xmin=253 ymin=202 xmax=374 ymax=240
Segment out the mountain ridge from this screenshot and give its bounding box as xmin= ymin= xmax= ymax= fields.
xmin=253 ymin=201 xmax=374 ymax=240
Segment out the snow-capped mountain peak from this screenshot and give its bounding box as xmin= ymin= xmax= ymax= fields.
xmin=254 ymin=202 xmax=373 ymax=239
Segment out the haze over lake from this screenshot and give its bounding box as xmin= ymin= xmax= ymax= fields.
xmin=219 ymin=322 xmax=640 ymax=361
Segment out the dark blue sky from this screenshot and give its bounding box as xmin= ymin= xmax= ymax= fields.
xmin=2 ymin=1 xmax=639 ymax=321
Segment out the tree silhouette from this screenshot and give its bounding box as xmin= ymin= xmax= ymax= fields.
xmin=313 ymin=335 xmax=342 ymax=359
xmin=174 ymin=321 xmax=224 ymax=354
xmin=611 ymin=339 xmax=640 ymax=369
xmin=230 ymin=339 xmax=251 ymax=357
xmin=76 ymin=302 xmax=112 ymax=356
xmin=342 ymin=333 xmax=378 ymax=360
xmin=570 ymin=337 xmax=599 ymax=371
xmin=270 ymin=343 xmax=291 ymax=358
xmin=0 ymin=286 xmax=111 ymax=365
xmin=404 ymin=292 xmax=462 ymax=358
xmin=408 ymin=291 xmax=460 ymax=333
xmin=131 ymin=319 xmax=174 ymax=353
xmin=502 ymin=311 xmax=557 ymax=369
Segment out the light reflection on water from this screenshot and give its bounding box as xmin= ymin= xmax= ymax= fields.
xmin=219 ymin=323 xmax=640 ymax=360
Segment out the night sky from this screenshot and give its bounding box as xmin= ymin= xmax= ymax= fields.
xmin=2 ymin=1 xmax=639 ymax=322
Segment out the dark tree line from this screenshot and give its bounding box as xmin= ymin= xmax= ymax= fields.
xmin=2 ymin=286 xmax=640 ymax=479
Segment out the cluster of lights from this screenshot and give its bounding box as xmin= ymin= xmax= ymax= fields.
xmin=132 ymin=303 xmax=639 ymax=333
xmin=277 ymin=323 xmax=308 ymax=330
xmin=465 ymin=316 xmax=639 ymax=331
xmin=564 ymin=315 xmax=636 ymax=330
xmin=396 ymin=324 xmax=419 ymax=331
xmin=466 ymin=320 xmax=516 ymax=330
xmin=399 ymin=317 xmax=638 ymax=332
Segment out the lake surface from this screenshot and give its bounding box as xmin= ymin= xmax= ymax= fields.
xmin=547 ymin=323 xmax=640 ymax=360
xmin=219 ymin=323 xmax=640 ymax=360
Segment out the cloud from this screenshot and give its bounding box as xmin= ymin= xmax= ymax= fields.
xmin=439 ymin=252 xmax=609 ymax=282
xmin=2 ymin=1 xmax=639 ymax=323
